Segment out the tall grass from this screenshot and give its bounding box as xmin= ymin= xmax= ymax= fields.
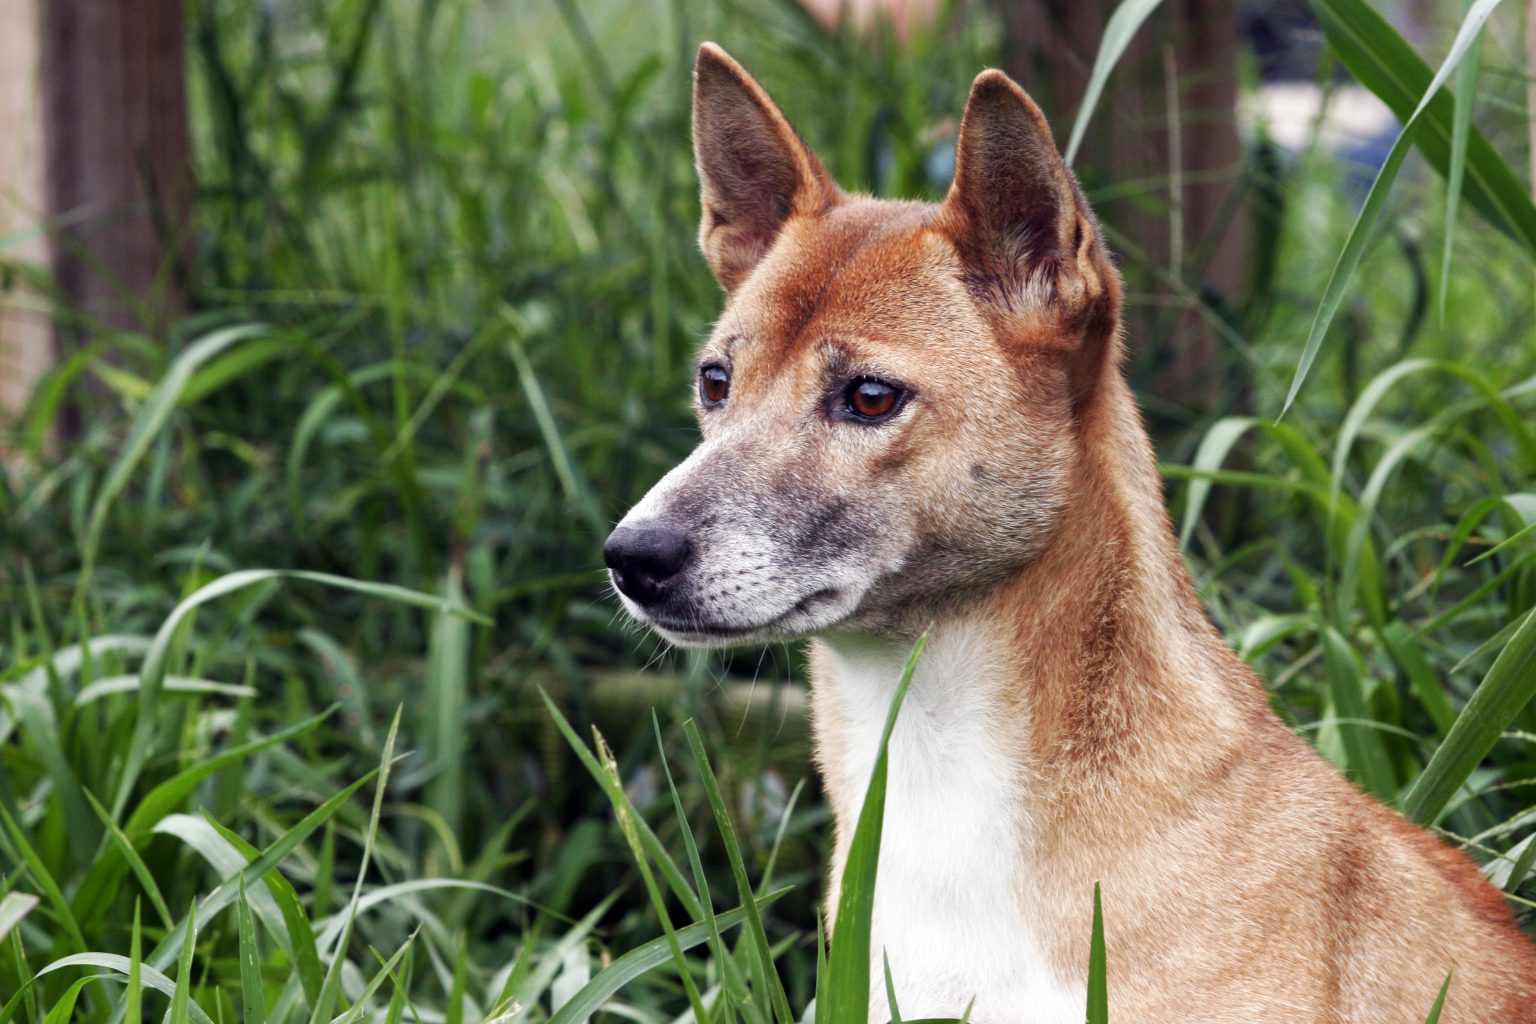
xmin=2 ymin=0 xmax=1535 ymax=1019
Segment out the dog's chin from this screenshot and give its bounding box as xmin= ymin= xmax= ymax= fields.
xmin=623 ymin=587 xmax=858 ymax=648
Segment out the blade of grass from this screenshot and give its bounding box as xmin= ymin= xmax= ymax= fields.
xmin=1334 ymin=421 xmax=1447 ymax=630
xmin=1087 ymin=882 xmax=1107 ymax=1024
xmin=815 ymin=910 xmax=828 ymax=1022
xmin=1504 ymin=833 xmax=1536 ymax=893
xmin=37 ymin=954 xmax=214 ymax=1024
xmin=1321 ymin=623 xmax=1397 ymax=799
xmin=505 ymin=900 xmax=614 ymax=1019
xmin=238 ymin=876 xmax=267 ymax=1024
xmin=683 ymin=718 xmax=795 ymax=1024
xmin=1430 ymin=496 xmax=1529 ymax=600
xmin=593 ymin=724 xmax=710 ymax=1024
xmin=40 ymin=974 xmax=109 ymax=1024
xmin=445 ymin=933 xmax=469 ymax=1024
xmin=1178 ymin=416 xmax=1334 ymax=548
xmin=125 ymin=706 xmax=334 ymax=834
xmin=1468 ymin=518 xmax=1536 ymax=565
xmin=1332 ymin=361 xmax=1536 ymax=507
xmin=1310 ymin=0 xmax=1536 ymax=249
xmin=168 ymin=904 xmax=196 ymax=1024
xmin=110 ymin=569 xmax=482 ymax=818
xmin=0 ymin=806 xmax=88 ymax=952
xmin=424 ymin=567 xmax=470 ymax=839
xmin=309 ymin=707 xmax=402 ymax=1024
xmin=1402 ymin=607 xmax=1536 ymax=824
xmin=311 ymin=879 xmax=558 ymax=950
xmin=539 ymin=689 xmax=703 ymax=918
xmin=819 ymin=634 xmax=927 ymax=1024
xmin=1449 ymin=608 xmax=1532 ymax=678
xmin=1439 ymin=0 xmax=1484 ymax=323
xmin=202 ymin=812 xmax=331 ymax=1008
xmin=72 ymin=707 xmax=334 ymax=928
xmin=76 ymin=323 xmax=268 ymax=600
xmin=757 ymin=777 xmax=805 ymax=900
xmin=0 ymin=932 xmax=36 ymax=1024
xmin=1179 ymin=417 xmax=1258 ymax=548
xmin=140 ymin=763 xmax=384 ymax=978
xmin=1064 ymin=0 xmax=1165 ymax=167
xmin=82 ymin=791 xmax=173 ymax=931
xmin=1379 ymin=622 xmax=1457 ymax=736
xmin=154 ymin=815 xmax=294 ymax=955
xmin=503 ymin=310 xmax=606 ymax=537
xmin=1419 ymin=556 xmax=1536 ymax=638
xmin=380 ymin=940 xmax=417 ymax=1024
xmin=72 ymin=674 xmax=254 ymax=705
xmin=331 ymin=934 xmax=417 ymax=1024
xmin=4 ymin=662 xmax=96 ymax=872
xmin=127 ymin=901 xmax=141 ymax=1024
xmin=545 ymin=890 xmax=791 ymax=1024
xmin=1283 ymin=0 xmax=1504 ymax=416
xmin=1423 ymin=973 xmax=1452 ymax=1023
xmin=0 ymin=635 xmax=150 ymax=745
xmin=651 ymin=714 xmax=752 ymax=1018
xmin=0 ymin=895 xmax=37 ymax=945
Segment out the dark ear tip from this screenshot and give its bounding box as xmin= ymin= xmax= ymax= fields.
xmin=969 ymin=68 xmax=1016 ymax=93
xmin=963 ymin=67 xmax=1051 ymax=131
xmin=969 ymin=68 xmax=1026 ymax=105
xmin=695 ymin=42 xmax=739 ymax=78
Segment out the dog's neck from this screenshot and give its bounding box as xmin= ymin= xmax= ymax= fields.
xmin=808 ymin=374 xmax=1263 ymax=860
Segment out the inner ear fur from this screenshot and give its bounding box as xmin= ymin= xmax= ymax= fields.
xmin=940 ymin=69 xmax=1121 ymax=403
xmin=692 ymin=42 xmax=837 ymax=291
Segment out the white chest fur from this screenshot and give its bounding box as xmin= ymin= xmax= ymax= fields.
xmin=813 ymin=626 xmax=1085 ymax=1024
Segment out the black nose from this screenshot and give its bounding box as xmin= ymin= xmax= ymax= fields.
xmin=603 ymin=524 xmax=692 ymax=605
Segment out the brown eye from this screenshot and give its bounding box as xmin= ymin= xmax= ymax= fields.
xmin=699 ymin=365 xmax=730 ymax=406
xmin=846 ymin=378 xmax=902 ymax=421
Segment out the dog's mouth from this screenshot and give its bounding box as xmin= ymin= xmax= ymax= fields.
xmin=640 ymin=587 xmax=844 ymax=646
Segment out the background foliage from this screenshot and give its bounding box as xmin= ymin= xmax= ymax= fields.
xmin=2 ymin=0 xmax=1536 ymax=1020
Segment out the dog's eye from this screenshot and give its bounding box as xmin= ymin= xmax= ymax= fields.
xmin=699 ymin=365 xmax=730 ymax=406
xmin=845 ymin=378 xmax=902 ymax=421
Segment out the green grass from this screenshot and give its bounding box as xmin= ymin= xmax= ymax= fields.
xmin=2 ymin=0 xmax=1536 ymax=1019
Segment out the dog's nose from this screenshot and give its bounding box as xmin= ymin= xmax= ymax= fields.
xmin=604 ymin=524 xmax=692 ymax=605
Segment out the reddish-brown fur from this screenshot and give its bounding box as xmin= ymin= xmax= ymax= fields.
xmin=638 ymin=44 xmax=1536 ymax=1021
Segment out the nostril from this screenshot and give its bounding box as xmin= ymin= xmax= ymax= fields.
xmin=603 ymin=524 xmax=693 ymax=604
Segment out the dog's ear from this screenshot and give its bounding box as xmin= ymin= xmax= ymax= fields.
xmin=941 ymin=69 xmax=1119 ymax=399
xmin=692 ymin=43 xmax=837 ymax=292
xmin=942 ymin=69 xmax=1097 ymax=301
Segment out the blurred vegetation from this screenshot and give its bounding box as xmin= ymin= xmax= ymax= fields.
xmin=2 ymin=0 xmax=1536 ymax=1019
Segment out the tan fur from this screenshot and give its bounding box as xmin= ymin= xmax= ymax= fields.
xmin=617 ymin=44 xmax=1536 ymax=1021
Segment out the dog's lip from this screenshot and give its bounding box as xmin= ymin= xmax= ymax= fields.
xmin=644 ymin=587 xmax=842 ymax=640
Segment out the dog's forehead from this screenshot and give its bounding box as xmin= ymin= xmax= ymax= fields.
xmin=712 ymin=197 xmax=980 ymax=364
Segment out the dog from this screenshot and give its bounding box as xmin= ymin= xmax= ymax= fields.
xmin=602 ymin=43 xmax=1536 ymax=1023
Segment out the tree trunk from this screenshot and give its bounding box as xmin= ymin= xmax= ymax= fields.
xmin=42 ymin=0 xmax=193 ymax=337
xmin=1001 ymin=0 xmax=1250 ymax=419
xmin=0 ymin=0 xmax=193 ymax=426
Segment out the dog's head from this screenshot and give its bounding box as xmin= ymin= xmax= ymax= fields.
xmin=605 ymin=44 xmax=1121 ymax=646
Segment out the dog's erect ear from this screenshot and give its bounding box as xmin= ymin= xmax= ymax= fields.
xmin=692 ymin=43 xmax=837 ymax=291
xmin=941 ymin=70 xmax=1108 ymax=324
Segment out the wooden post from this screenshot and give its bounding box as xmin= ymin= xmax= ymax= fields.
xmin=0 ymin=0 xmax=192 ymax=424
